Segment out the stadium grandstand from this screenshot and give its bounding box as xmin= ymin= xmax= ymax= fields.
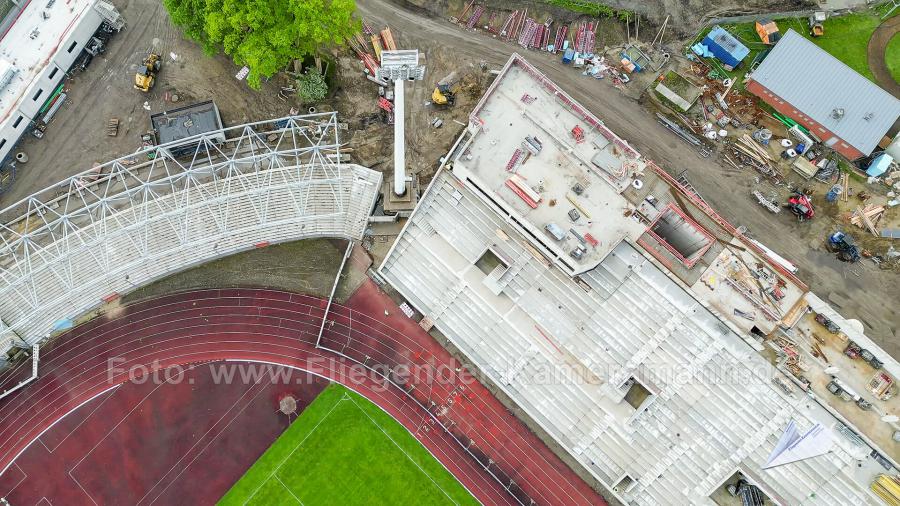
xmin=380 ymin=54 xmax=899 ymax=505
xmin=0 ymin=113 xmax=381 ymax=392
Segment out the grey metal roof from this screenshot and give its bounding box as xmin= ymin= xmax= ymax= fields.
xmin=749 ymin=29 xmax=900 ymax=156
xmin=151 ymin=100 xmax=224 ymax=145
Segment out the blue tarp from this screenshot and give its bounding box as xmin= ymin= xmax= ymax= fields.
xmin=621 ymin=52 xmax=643 ymax=72
xmin=51 ymin=318 xmax=74 ymax=332
xmin=702 ymin=25 xmax=750 ymax=68
xmin=867 ymin=153 xmax=893 ymax=177
xmin=691 ymin=43 xmax=713 ymax=58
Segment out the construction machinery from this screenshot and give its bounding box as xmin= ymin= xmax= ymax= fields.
xmin=809 ymin=12 xmax=826 ymax=37
xmin=785 ymin=191 xmax=815 ymax=221
xmin=134 ymin=52 xmax=161 ymax=92
xmin=432 ymin=71 xmax=460 ymax=107
xmin=826 ymin=231 xmax=861 ymax=263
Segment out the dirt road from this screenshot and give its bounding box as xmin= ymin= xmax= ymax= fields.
xmin=358 ymin=0 xmax=899 ymax=354
xmin=0 ymin=0 xmax=292 ymax=210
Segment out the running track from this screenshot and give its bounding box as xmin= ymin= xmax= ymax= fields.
xmin=0 ymin=281 xmax=606 ymax=506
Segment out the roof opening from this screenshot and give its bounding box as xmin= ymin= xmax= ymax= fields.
xmin=613 ymin=474 xmax=637 ymax=494
xmin=646 ymin=204 xmax=715 ymax=267
xmin=475 ymin=248 xmax=508 ymax=276
xmin=710 ymin=470 xmax=773 ymax=506
xmin=622 ymin=377 xmax=653 ymax=410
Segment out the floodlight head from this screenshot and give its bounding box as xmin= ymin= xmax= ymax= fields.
xmin=378 ymin=50 xmax=426 ymax=82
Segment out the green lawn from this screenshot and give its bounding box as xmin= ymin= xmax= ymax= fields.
xmin=219 ymin=384 xmax=478 ymax=506
xmin=698 ymin=10 xmax=898 ymax=87
xmin=886 ymin=33 xmax=900 ymax=84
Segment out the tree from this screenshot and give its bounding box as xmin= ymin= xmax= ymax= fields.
xmin=296 ymin=71 xmax=328 ymax=103
xmin=163 ymin=0 xmax=358 ymax=89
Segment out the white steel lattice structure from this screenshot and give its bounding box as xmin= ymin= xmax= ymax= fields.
xmin=0 ymin=113 xmax=382 ymax=355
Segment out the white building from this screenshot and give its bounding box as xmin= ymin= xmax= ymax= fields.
xmin=380 ymin=54 xmax=900 ymax=505
xmin=0 ymin=0 xmax=122 ymax=163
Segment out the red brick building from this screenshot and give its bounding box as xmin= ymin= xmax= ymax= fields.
xmin=746 ymin=29 xmax=900 ymax=160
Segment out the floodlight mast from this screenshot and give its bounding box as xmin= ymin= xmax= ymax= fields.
xmin=378 ymin=50 xmax=426 ymax=196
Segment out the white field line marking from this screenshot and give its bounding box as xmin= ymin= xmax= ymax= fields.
xmin=1 ymin=463 xmax=27 ymax=498
xmin=274 ymin=474 xmax=304 ymax=505
xmin=345 ymin=394 xmax=458 ymax=506
xmin=66 ymin=469 xmax=99 ymax=506
xmin=0 ymin=384 xmax=120 ymax=477
xmin=39 ymin=388 xmax=118 ymax=453
xmin=143 ymin=370 xmax=272 ymax=506
xmin=242 ymin=396 xmax=345 ymax=506
xmin=66 ymin=382 xmax=171 ymax=506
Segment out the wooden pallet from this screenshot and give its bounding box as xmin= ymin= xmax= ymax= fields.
xmin=107 ymin=118 xmax=119 ymax=137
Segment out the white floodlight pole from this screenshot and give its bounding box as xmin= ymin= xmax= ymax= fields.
xmin=393 ymin=78 xmax=406 ymax=196
xmin=378 ymin=50 xmax=425 ymax=197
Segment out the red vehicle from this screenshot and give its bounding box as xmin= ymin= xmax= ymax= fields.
xmin=786 ymin=192 xmax=814 ymax=221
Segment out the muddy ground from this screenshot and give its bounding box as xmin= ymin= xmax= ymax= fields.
xmin=122 ymin=239 xmax=370 ymax=305
xmin=0 ymin=0 xmax=297 ymax=210
xmin=407 ymin=0 xmax=815 ymax=38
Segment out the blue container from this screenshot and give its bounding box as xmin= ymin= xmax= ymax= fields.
xmin=702 ymin=25 xmax=750 ymax=68
xmin=562 ymin=48 xmax=575 ymax=64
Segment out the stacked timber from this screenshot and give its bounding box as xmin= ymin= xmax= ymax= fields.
xmin=850 ymin=204 xmax=886 ymax=235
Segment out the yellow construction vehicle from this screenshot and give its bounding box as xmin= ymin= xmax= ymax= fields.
xmin=809 ymin=12 xmax=826 ymax=37
xmin=134 ymin=52 xmax=161 ymax=92
xmin=431 ymin=71 xmax=460 ymax=107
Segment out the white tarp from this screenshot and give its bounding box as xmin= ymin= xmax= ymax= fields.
xmin=764 ymin=420 xmax=834 ymax=469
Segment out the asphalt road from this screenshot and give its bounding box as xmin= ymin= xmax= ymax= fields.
xmin=358 ymin=0 xmax=899 ymax=354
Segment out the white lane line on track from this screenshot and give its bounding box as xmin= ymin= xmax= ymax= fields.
xmin=2 ymin=292 xmax=583 ymax=504
xmin=142 ymin=368 xmax=273 ymax=506
xmin=38 ymin=388 xmax=118 ymax=454
xmin=243 ymin=395 xmax=344 ymax=506
xmin=345 ymin=393 xmax=458 ymax=506
xmin=0 ymin=384 xmax=120 ymax=477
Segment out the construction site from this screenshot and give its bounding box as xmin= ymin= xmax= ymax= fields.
xmin=379 ymin=52 xmax=900 ymax=505
xmin=0 ymin=0 xmax=899 ymax=504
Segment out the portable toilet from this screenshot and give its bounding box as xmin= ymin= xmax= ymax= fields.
xmin=702 ymin=25 xmax=750 ymax=70
xmin=755 ymin=19 xmax=781 ymax=45
xmin=562 ymin=48 xmax=575 ymax=64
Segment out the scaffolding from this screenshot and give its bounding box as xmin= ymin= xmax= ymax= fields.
xmin=0 ymin=113 xmax=381 ymax=358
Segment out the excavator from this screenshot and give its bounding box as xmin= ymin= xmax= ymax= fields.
xmin=431 ymin=71 xmax=460 ymax=107
xmin=134 ymin=52 xmax=161 ymax=92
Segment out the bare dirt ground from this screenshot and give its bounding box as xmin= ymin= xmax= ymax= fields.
xmin=410 ymin=0 xmax=815 ymax=37
xmin=357 ymin=0 xmax=899 ymax=355
xmin=122 ymin=239 xmax=371 ymax=305
xmin=0 ymin=0 xmax=295 ymax=210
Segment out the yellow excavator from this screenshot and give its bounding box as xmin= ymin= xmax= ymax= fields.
xmin=134 ymin=52 xmax=161 ymax=92
xmin=431 ymin=71 xmax=460 ymax=107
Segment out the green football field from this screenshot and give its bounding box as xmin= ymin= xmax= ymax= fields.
xmin=218 ymin=384 xmax=479 ymax=505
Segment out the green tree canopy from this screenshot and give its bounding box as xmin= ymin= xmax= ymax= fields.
xmin=164 ymin=0 xmax=358 ymax=88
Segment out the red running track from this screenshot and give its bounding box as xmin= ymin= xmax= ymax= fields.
xmin=0 ymin=363 xmax=330 ymax=504
xmin=0 ymin=281 xmax=606 ymax=506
